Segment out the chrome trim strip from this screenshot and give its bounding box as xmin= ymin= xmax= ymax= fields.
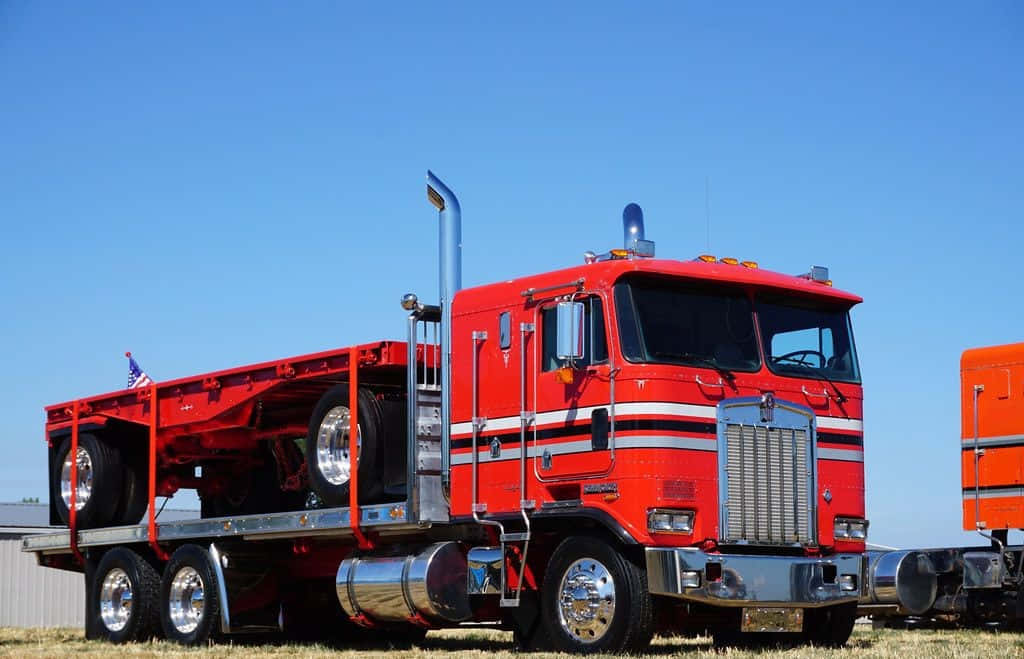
xmin=959 ymin=434 xmax=1024 ymax=448
xmin=451 ymin=402 xmax=862 ymax=436
xmin=450 ymin=435 xmax=717 ymax=466
xmin=22 ymin=503 xmax=416 ymax=554
xmin=818 ymin=448 xmax=864 ymax=462
xmin=962 ymin=487 xmax=1024 ymax=499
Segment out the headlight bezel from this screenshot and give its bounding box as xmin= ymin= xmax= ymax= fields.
xmin=833 ymin=517 xmax=869 ymax=541
xmin=647 ymin=508 xmax=695 ymax=535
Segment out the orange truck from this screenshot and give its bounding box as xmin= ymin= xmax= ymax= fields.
xmin=859 ymin=343 xmax=1024 ymax=627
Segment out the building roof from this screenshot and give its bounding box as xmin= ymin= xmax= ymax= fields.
xmin=0 ymin=502 xmax=199 ymax=534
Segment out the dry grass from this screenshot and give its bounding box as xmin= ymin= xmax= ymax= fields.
xmin=0 ymin=626 xmax=1022 ymax=659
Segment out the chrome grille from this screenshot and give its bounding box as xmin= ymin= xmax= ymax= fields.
xmin=722 ymin=420 xmax=814 ymax=545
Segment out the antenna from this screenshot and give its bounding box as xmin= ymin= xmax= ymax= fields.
xmin=705 ymin=176 xmax=711 ymax=252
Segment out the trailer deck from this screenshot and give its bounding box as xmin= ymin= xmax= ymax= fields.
xmin=23 ymin=502 xmax=419 ymax=557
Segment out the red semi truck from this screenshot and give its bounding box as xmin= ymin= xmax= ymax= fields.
xmin=25 ymin=173 xmax=868 ymax=651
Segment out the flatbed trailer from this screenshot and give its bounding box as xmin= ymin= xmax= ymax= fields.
xmin=26 ymin=172 xmax=870 ymax=652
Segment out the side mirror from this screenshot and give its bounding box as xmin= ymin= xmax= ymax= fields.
xmin=556 ymin=301 xmax=585 ymax=363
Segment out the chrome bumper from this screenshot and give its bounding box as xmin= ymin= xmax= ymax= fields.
xmin=646 ymin=547 xmax=865 ymax=608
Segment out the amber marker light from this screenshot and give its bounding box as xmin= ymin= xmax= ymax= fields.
xmin=697 ymin=254 xmax=716 ymax=262
xmin=719 ymin=257 xmax=739 ymax=265
xmin=556 ymin=366 xmax=575 ymax=384
xmin=741 ymin=261 xmax=758 ymax=269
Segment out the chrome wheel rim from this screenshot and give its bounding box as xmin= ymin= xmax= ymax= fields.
xmin=316 ymin=406 xmax=360 ymax=486
xmin=168 ymin=566 xmax=205 ymax=634
xmin=99 ymin=568 xmax=133 ymax=632
xmin=61 ymin=446 xmax=93 ymax=511
xmin=557 ymin=557 xmax=616 ymax=643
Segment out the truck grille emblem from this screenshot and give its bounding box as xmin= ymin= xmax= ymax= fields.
xmin=760 ymin=393 xmax=775 ymax=423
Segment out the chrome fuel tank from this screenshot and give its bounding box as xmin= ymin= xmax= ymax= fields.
xmin=336 ymin=541 xmax=470 ymax=624
xmin=862 ymin=550 xmax=937 ymax=615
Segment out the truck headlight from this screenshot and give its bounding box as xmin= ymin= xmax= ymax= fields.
xmin=833 ymin=517 xmax=868 ymax=540
xmin=648 ymin=508 xmax=694 ymax=534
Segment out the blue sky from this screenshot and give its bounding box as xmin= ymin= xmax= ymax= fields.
xmin=1 ymin=2 xmax=1020 ymax=548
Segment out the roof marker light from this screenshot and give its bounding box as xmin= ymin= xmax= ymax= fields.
xmin=741 ymin=261 xmax=758 ymax=269
xmin=697 ymin=254 xmax=716 ymax=263
xmin=720 ymin=257 xmax=739 ymax=265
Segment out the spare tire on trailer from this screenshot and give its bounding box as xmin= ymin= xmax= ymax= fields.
xmin=51 ymin=433 xmax=123 ymax=528
xmin=305 ymin=384 xmax=383 ymax=507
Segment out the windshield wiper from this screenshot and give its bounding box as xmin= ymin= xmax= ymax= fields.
xmin=773 ymin=361 xmax=848 ymax=403
xmin=653 ymin=351 xmax=735 ymax=381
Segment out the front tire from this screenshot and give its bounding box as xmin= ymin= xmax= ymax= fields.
xmin=540 ymin=536 xmax=654 ymax=653
xmin=160 ymin=544 xmax=221 ymax=646
xmin=92 ymin=547 xmax=161 ymax=642
xmin=51 ymin=433 xmax=123 ymax=528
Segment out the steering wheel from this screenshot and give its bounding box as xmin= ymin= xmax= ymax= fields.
xmin=773 ymin=349 xmax=827 ymax=368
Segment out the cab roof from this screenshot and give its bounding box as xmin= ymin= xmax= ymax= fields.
xmin=454 ymin=257 xmax=862 ymax=312
xmin=962 ymin=342 xmax=1024 ymax=370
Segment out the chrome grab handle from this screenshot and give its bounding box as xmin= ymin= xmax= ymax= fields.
xmin=695 ymin=374 xmax=724 ymax=388
xmin=801 ymin=386 xmax=829 ymax=399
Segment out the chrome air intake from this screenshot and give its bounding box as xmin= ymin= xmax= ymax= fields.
xmin=336 ymin=542 xmax=470 ymax=624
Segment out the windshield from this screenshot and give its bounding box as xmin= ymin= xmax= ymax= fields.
xmin=614 ymin=277 xmax=760 ymax=371
xmin=758 ymin=295 xmax=861 ymax=383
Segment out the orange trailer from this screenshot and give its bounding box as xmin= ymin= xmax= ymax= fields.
xmin=961 ymin=342 xmax=1024 ymax=534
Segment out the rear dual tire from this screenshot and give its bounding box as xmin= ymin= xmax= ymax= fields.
xmin=92 ymin=548 xmax=161 ymax=643
xmin=160 ymin=544 xmax=222 ymax=646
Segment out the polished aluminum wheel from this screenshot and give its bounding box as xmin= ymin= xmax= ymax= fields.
xmin=315 ymin=406 xmax=360 ymax=485
xmin=99 ymin=568 xmax=133 ymax=632
xmin=557 ymin=557 xmax=616 ymax=643
xmin=61 ymin=446 xmax=93 ymax=511
xmin=168 ymin=566 xmax=205 ymax=634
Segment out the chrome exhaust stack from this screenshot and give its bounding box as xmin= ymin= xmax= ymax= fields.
xmin=623 ymin=202 xmax=645 ymax=250
xmin=336 ymin=542 xmax=470 ymax=625
xmin=426 ymin=171 xmax=461 ymax=492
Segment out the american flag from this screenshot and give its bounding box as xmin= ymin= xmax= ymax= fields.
xmin=126 ymin=352 xmax=153 ymax=389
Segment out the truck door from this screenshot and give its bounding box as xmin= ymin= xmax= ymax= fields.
xmin=531 ymin=294 xmax=615 ymax=481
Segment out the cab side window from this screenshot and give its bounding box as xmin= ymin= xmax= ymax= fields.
xmin=542 ymin=297 xmax=608 ymax=371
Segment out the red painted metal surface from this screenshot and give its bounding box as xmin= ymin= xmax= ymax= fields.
xmin=68 ymin=401 xmax=82 ymax=564
xmin=44 ymin=342 xmax=408 ymax=505
xmin=449 ymin=258 xmax=864 ymax=553
xmin=348 ymin=346 xmax=372 ymax=550
xmin=147 ymin=384 xmax=169 ymax=560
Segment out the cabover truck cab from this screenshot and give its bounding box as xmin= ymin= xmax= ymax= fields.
xmin=860 ymin=343 xmax=1024 ymax=629
xmin=27 ymin=173 xmax=867 ymax=652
